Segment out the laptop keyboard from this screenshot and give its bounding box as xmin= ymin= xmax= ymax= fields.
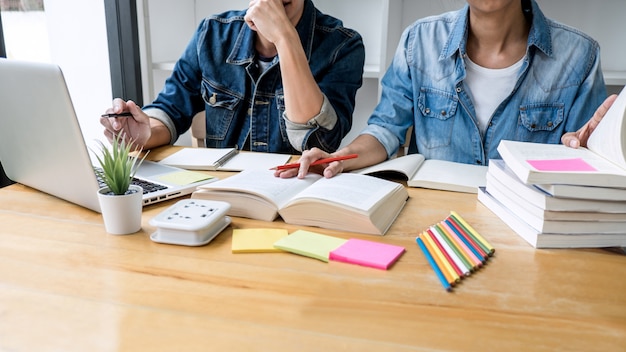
xmin=94 ymin=167 xmax=168 ymax=194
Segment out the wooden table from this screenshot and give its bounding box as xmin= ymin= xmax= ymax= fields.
xmin=1 ymin=146 xmax=624 ymax=351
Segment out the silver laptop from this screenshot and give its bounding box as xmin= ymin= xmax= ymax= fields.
xmin=0 ymin=59 xmax=216 ymax=213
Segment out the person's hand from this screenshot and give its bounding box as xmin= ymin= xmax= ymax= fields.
xmin=274 ymin=147 xmax=346 ymax=179
xmin=562 ymin=94 xmax=618 ymax=148
xmin=244 ymin=0 xmax=293 ymax=44
xmin=100 ymin=98 xmax=151 ymax=150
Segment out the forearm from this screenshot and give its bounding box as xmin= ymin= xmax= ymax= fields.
xmin=335 ymin=134 xmax=388 ymax=171
xmin=275 ymin=29 xmax=324 ymax=124
xmin=143 ymin=118 xmax=172 ymax=150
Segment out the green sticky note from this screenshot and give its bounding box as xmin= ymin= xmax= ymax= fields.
xmin=273 ymin=230 xmax=347 ymax=262
xmin=156 ymin=170 xmax=214 ymax=186
xmin=232 ymin=228 xmax=289 ymax=253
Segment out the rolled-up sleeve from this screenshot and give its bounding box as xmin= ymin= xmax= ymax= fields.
xmin=143 ymin=107 xmax=177 ymax=145
xmin=283 ymin=94 xmax=337 ymax=152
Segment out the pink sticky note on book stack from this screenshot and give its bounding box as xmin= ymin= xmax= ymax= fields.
xmin=329 ymin=238 xmax=405 ymax=270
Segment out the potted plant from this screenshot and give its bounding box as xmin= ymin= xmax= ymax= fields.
xmin=92 ymin=133 xmax=147 ymax=235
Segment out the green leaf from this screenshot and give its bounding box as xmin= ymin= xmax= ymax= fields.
xmin=90 ymin=133 xmax=148 ymax=195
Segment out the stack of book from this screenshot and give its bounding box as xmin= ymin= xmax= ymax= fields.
xmin=478 ymin=87 xmax=626 ymax=248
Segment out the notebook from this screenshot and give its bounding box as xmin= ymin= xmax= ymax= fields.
xmin=0 ymin=59 xmax=217 ymax=213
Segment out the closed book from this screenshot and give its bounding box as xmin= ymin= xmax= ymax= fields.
xmin=478 ymin=187 xmax=626 ymax=248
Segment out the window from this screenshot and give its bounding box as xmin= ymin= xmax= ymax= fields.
xmin=0 ymin=0 xmax=50 ymax=62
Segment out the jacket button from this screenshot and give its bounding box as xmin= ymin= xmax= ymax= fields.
xmin=209 ymin=93 xmax=217 ymax=105
xmin=441 ymin=110 xmax=447 ymax=116
xmin=425 ymin=108 xmax=431 ymax=114
xmin=547 ymin=121 xmax=553 ymax=127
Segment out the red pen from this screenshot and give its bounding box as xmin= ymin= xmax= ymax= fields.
xmin=270 ymin=154 xmax=358 ymax=170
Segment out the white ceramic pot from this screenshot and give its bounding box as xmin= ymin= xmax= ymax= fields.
xmin=97 ymin=184 xmax=143 ymax=235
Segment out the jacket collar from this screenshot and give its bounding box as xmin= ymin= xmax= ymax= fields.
xmin=227 ymin=0 xmax=316 ymax=65
xmin=440 ymin=0 xmax=553 ymax=61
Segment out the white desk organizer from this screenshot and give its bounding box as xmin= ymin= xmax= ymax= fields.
xmin=149 ymin=199 xmax=231 ymax=246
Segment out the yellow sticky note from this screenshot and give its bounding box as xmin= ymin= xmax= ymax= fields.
xmin=273 ymin=230 xmax=347 ymax=262
xmin=156 ymin=170 xmax=214 ymax=186
xmin=232 ymin=228 xmax=289 ymax=253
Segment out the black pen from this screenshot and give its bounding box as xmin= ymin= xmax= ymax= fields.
xmin=101 ymin=112 xmax=133 ymax=118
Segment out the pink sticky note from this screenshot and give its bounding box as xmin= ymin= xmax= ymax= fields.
xmin=526 ymin=158 xmax=597 ymax=172
xmin=329 ymin=238 xmax=405 ymax=270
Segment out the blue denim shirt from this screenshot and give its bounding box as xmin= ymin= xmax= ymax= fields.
xmin=144 ymin=0 xmax=365 ymax=154
xmin=362 ymin=0 xmax=607 ymax=165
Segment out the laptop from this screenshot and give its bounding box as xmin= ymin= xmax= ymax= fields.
xmin=0 ymin=59 xmax=217 ymax=213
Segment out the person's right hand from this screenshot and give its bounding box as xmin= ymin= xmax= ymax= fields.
xmin=100 ymin=98 xmax=151 ymax=150
xmin=274 ymin=147 xmax=347 ymax=179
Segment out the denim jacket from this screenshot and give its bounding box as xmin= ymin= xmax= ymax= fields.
xmin=144 ymin=0 xmax=365 ymax=154
xmin=362 ymin=0 xmax=607 ymax=165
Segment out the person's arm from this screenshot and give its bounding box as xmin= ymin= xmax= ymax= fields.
xmin=561 ymin=94 xmax=617 ymax=148
xmin=245 ymin=0 xmax=365 ymax=152
xmin=275 ymin=134 xmax=388 ymax=179
xmin=245 ymin=1 xmax=323 ymax=122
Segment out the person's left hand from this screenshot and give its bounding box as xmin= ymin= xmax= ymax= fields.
xmin=562 ymin=94 xmax=617 ymax=148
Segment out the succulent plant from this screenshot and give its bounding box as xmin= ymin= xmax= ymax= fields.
xmin=92 ymin=134 xmax=147 ymax=195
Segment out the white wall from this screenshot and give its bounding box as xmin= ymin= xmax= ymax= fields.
xmin=42 ymin=0 xmax=112 ymax=149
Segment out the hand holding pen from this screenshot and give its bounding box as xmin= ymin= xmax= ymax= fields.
xmin=273 ymin=147 xmax=358 ymax=179
xmin=100 ymin=99 xmax=152 ymax=149
xmin=270 ymin=154 xmax=358 ymax=170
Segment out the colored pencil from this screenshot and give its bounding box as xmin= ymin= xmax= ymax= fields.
xmin=444 ymin=218 xmax=487 ymax=262
xmin=270 ymin=154 xmax=358 ymax=170
xmin=450 ymin=211 xmax=495 ymax=256
xmin=422 ymin=231 xmax=459 ymax=284
xmin=416 ymin=212 xmax=495 ymax=292
xmin=430 ymin=225 xmax=473 ymax=274
xmin=438 ymin=222 xmax=482 ymax=269
xmin=416 ymin=235 xmax=451 ymax=292
xmin=446 ymin=216 xmax=490 ymax=260
xmin=428 ymin=228 xmax=464 ymax=277
xmin=428 ymin=227 xmax=470 ymax=277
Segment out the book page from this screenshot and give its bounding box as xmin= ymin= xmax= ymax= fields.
xmin=159 ymin=147 xmax=236 ymax=170
xmin=587 ymin=86 xmax=626 ymax=168
xmin=352 ymin=153 xmax=424 ymax=180
xmin=197 ymin=169 xmax=321 ymax=208
xmin=288 ymin=173 xmax=400 ymax=212
xmin=218 ymin=152 xmax=291 ymax=171
xmin=409 ymin=159 xmax=487 ymax=193
xmin=500 ymin=141 xmax=626 ymax=174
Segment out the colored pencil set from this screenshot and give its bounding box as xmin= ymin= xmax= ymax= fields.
xmin=416 ymin=211 xmax=495 ymax=292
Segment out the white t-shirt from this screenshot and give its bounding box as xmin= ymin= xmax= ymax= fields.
xmin=464 ymin=56 xmax=524 ymax=136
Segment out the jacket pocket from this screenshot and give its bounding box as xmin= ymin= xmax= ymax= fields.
xmin=416 ymin=88 xmax=458 ymax=148
xmin=517 ymin=103 xmax=564 ymax=144
xmin=201 ymin=79 xmax=243 ymax=140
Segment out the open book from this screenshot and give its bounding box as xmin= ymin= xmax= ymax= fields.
xmin=497 ymin=86 xmax=626 ymax=187
xmin=191 ymin=170 xmax=409 ymax=235
xmin=352 ymin=154 xmax=487 ymax=193
xmin=159 ymin=147 xmax=291 ymax=171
